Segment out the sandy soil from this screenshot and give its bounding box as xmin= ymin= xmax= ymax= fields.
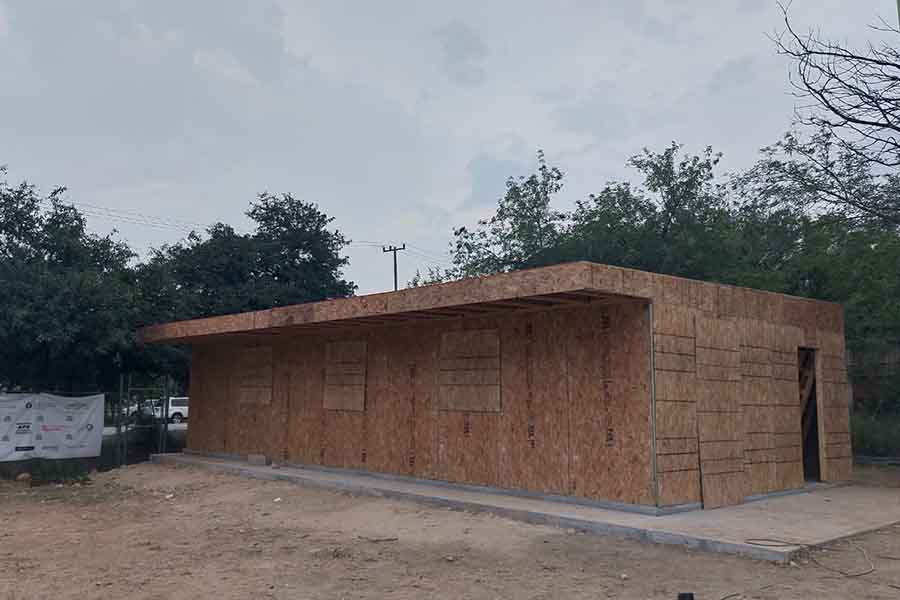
xmin=2 ymin=463 xmax=899 ymax=600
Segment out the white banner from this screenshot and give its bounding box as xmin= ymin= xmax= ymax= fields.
xmin=0 ymin=393 xmax=104 ymax=462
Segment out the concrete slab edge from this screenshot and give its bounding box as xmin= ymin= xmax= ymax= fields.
xmin=742 ymin=481 xmax=851 ymax=505
xmin=151 ymin=453 xmax=795 ymax=563
xmin=179 ymin=448 xmax=699 ymax=516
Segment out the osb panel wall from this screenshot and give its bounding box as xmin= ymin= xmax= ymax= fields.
xmin=186 ymin=301 xmax=655 ymax=506
xmin=695 ymin=316 xmax=745 ymax=509
xmin=652 ymin=303 xmax=702 ymax=507
xmin=323 ymin=340 xmax=367 ymax=411
xmin=186 ymin=345 xmax=229 ymax=453
xmin=568 ymin=302 xmax=655 ymax=504
xmin=649 ymin=274 xmax=849 ymax=508
xmin=187 ymin=343 xmax=285 ymax=458
xmin=437 ymin=330 xmax=501 ymax=412
xmin=819 ymin=331 xmax=853 ymax=481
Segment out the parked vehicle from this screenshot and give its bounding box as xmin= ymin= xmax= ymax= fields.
xmin=132 ymin=397 xmax=189 ymax=423
xmin=167 ymin=397 xmax=189 ymax=423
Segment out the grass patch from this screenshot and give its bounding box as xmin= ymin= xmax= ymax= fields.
xmin=852 ymin=412 xmax=900 ymax=457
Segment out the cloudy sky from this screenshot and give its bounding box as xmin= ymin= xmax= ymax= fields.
xmin=0 ymin=1 xmax=896 ymax=293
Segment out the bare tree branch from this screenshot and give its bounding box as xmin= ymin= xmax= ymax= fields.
xmin=774 ymin=4 xmax=900 ymax=167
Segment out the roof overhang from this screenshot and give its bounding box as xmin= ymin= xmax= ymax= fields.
xmin=138 ymin=262 xmax=648 ymax=345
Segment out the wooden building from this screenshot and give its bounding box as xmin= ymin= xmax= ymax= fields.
xmin=139 ymin=262 xmax=851 ymax=510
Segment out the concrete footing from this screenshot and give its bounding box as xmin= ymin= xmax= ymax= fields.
xmin=151 ymin=452 xmax=900 ymax=564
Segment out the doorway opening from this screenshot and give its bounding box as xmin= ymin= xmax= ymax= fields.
xmin=799 ymin=348 xmax=821 ymax=481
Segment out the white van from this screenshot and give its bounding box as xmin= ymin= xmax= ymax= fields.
xmin=167 ymin=397 xmax=189 ymax=423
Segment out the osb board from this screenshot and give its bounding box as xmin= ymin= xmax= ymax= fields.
xmin=568 ymin=302 xmax=654 ymax=504
xmin=655 ymin=400 xmax=697 ymax=438
xmin=746 ymin=462 xmax=776 ymax=494
xmin=268 ymin=340 xmax=292 ymax=461
xmin=142 ymin=261 xmax=603 ymax=343
xmin=695 ymin=315 xmax=746 ymax=508
xmin=364 ymin=327 xmax=417 ymax=476
xmin=284 ymin=343 xmax=325 ymax=465
xmin=323 ymin=410 xmax=366 ymax=469
xmin=232 ymin=345 xmax=273 ymax=407
xmin=701 ymin=471 xmax=746 ymax=508
xmin=185 ymin=345 xmax=228 ymax=452
xmin=497 ymin=311 xmax=571 ymax=496
xmin=818 ymin=345 xmax=853 ymax=482
xmin=654 ymin=334 xmax=694 ymax=355
xmin=435 ymin=411 xmax=501 ymax=486
xmin=653 ymin=303 xmax=696 ymax=338
xmin=774 ymin=461 xmax=804 ymax=490
xmin=142 ymin=260 xmax=844 ymax=353
xmin=656 ymin=437 xmax=698 ymax=455
xmin=182 ymin=298 xmax=659 ymax=506
xmin=652 ymin=301 xmax=700 ymax=507
xmin=410 ymin=328 xmax=440 ymax=481
xmin=437 ymin=329 xmax=501 ymax=412
xmin=737 ymin=331 xmax=778 ymax=496
xmin=323 ymin=340 xmax=366 ymax=411
xmin=657 ymin=470 xmax=701 ymax=505
xmin=217 ymin=343 xmax=293 ymax=459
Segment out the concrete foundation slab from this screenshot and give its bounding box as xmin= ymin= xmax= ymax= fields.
xmin=151 ymin=453 xmax=900 ymax=563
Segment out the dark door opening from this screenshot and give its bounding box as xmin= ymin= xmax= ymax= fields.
xmin=799 ymin=348 xmax=821 ymax=481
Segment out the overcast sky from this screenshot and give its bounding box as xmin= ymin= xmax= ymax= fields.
xmin=1 ymin=1 xmax=896 ymax=294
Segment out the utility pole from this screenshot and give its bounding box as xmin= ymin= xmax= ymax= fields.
xmin=382 ymin=244 xmax=406 ymax=291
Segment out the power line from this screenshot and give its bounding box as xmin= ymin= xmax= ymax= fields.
xmin=61 ymin=198 xmax=206 ymax=229
xmin=405 ymin=242 xmax=452 ymax=262
xmin=38 ymin=199 xmax=457 ymax=273
xmin=404 ymin=247 xmax=454 ymax=267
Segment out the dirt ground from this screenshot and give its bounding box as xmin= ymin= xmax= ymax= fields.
xmin=2 ymin=463 xmax=899 ymax=600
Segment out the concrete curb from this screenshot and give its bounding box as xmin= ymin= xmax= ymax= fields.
xmin=151 ymin=453 xmax=800 ymax=563
xmin=180 ymin=448 xmax=700 ymax=516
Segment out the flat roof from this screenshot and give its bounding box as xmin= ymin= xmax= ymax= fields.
xmin=137 ymin=261 xmax=838 ymax=344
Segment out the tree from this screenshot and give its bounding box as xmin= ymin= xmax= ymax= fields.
xmin=0 ymin=167 xmax=357 ymax=391
xmin=137 ymin=192 xmax=355 ymax=322
xmin=563 ymin=144 xmax=740 ymax=281
xmin=0 ymin=168 xmax=136 ymax=392
xmin=448 ymin=150 xmax=565 ymax=278
xmin=448 ymin=144 xmax=745 ymax=285
xmin=770 ymin=7 xmax=900 ymax=226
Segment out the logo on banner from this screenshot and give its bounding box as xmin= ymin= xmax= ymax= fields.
xmin=15 ymin=423 xmax=31 ymax=435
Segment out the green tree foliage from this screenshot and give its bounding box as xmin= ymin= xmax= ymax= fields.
xmin=0 ymin=167 xmax=135 ymax=391
xmin=138 ymin=193 xmax=354 ymax=323
xmin=558 ymin=144 xmax=741 ymax=281
xmin=448 ymin=150 xmax=565 ymax=277
xmin=0 ymin=171 xmax=355 ymax=391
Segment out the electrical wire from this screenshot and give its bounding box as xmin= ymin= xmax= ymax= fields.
xmin=39 ymin=199 xmax=459 ymax=271
xmin=716 ymin=537 xmax=900 ymax=598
